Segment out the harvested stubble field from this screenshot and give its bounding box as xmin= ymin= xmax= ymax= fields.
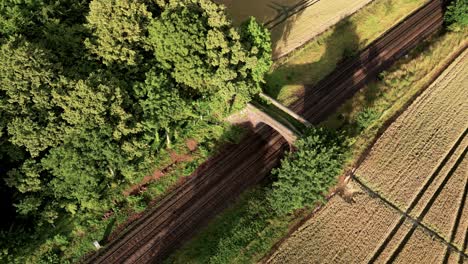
xmin=265 ymin=47 xmax=468 ymax=264
xmin=266 ymin=182 xmax=455 ymax=263
xmin=266 ymin=183 xmax=402 ymax=263
xmin=452 ymin=158 xmax=468 ymax=253
xmin=373 ymin=219 xmax=448 ymax=263
xmin=355 ymin=49 xmax=468 ymax=210
xmin=214 ymin=0 xmax=374 ymax=58
xmin=411 ymin=136 xmax=468 ymax=245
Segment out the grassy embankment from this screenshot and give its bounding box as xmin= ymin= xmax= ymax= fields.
xmin=264 ymin=0 xmax=427 ymax=105
xmin=167 ymin=14 xmax=468 ymax=264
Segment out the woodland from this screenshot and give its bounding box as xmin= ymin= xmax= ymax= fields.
xmin=0 ymin=0 xmax=271 ymax=262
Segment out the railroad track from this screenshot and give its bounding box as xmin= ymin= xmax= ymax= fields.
xmin=85 ymin=125 xmax=289 ymax=263
xmin=84 ymin=1 xmax=447 ymax=263
xmin=289 ymin=0 xmax=445 ymax=124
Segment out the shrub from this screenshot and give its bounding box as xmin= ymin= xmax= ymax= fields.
xmin=445 ymin=0 xmax=468 ymax=31
xmin=267 ymin=127 xmax=347 ymax=215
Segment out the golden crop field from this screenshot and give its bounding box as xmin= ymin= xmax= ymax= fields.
xmin=411 ymin=137 xmax=467 ymax=242
xmin=265 ymin=0 xmax=428 ymax=104
xmin=374 ymin=218 xmax=447 ymax=263
xmin=266 ymin=183 xmax=402 ymax=263
xmin=265 ymin=49 xmax=468 ymax=264
xmin=266 ymin=182 xmax=454 ymax=263
xmin=214 ymin=0 xmax=374 ymax=58
xmin=355 ymin=50 xmax=468 ymax=209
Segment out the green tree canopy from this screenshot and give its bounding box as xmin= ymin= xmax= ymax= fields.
xmin=445 ymin=0 xmax=468 ymax=31
xmin=267 ymin=127 xmax=347 ymax=215
xmin=0 ymin=0 xmax=273 ymax=261
xmin=85 ymin=0 xmax=152 ymax=66
xmin=146 ymin=0 xmax=271 ymax=96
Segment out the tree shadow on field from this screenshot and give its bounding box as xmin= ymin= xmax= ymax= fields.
xmin=265 ymin=17 xmax=361 ymax=100
xmin=265 ymin=14 xmax=393 ymax=133
xmin=265 ymin=0 xmax=320 ymax=58
xmin=214 ymin=0 xmax=315 ymax=58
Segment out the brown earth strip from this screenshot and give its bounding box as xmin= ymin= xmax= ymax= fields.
xmin=84 ymin=125 xmax=289 ymax=263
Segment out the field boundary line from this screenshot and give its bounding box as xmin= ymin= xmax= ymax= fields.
xmin=384 ymin=145 xmax=468 ymax=263
xmin=271 ymin=0 xmax=428 ymax=63
xmin=265 ymin=0 xmax=320 ymax=30
xmin=441 ymin=152 xmax=467 ymax=263
xmin=260 ymin=43 xmax=468 ymax=264
xmin=364 ymin=128 xmax=468 ymax=262
xmin=352 ymin=175 xmax=468 ymax=260
xmin=353 ymin=42 xmax=468 ymax=170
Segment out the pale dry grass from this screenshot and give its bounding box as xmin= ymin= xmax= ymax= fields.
xmin=269 ymin=0 xmax=374 ymax=58
xmin=266 ymin=182 xmax=401 ymax=264
xmin=213 ymin=0 xmax=300 ymax=25
xmin=355 ymin=50 xmax=468 ymax=209
xmin=266 ymin=0 xmax=428 ymax=104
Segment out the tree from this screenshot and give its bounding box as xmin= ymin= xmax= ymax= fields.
xmin=146 ymin=0 xmax=271 ymax=97
xmin=267 ymin=127 xmax=347 ymax=215
xmin=85 ymin=0 xmax=152 ymax=66
xmin=445 ymin=0 xmax=468 ymax=31
xmin=0 ymin=0 xmax=275 ymax=261
xmin=133 ymin=69 xmax=194 ymax=149
xmin=0 ymin=37 xmax=63 ymax=157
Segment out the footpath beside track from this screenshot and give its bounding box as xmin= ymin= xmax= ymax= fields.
xmin=84 ymin=1 xmax=446 ymax=263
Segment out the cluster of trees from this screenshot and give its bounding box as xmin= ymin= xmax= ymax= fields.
xmin=267 ymin=127 xmax=347 ymax=215
xmin=0 ymin=0 xmax=271 ymax=261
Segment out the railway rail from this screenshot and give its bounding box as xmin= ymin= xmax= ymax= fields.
xmin=289 ymin=0 xmax=445 ymax=123
xmin=84 ymin=0 xmax=447 ymax=262
xmin=85 ymin=125 xmax=289 ymax=263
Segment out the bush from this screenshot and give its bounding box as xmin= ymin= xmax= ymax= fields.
xmin=267 ymin=127 xmax=347 ymax=215
xmin=355 ymin=108 xmax=380 ymax=131
xmin=445 ymin=0 xmax=468 ymax=31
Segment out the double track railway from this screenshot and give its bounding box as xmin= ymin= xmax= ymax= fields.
xmin=290 ymin=0 xmax=444 ymax=123
xmin=84 ymin=0 xmax=446 ymax=262
xmin=85 ymin=125 xmax=289 ymax=263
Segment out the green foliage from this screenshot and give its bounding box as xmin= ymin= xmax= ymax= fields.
xmin=445 ymin=0 xmax=468 ymax=31
xmin=167 ymin=188 xmax=292 ymax=264
xmin=0 ymin=0 xmax=272 ymax=262
xmin=146 ymin=1 xmax=271 ymax=96
xmin=85 ymin=0 xmax=152 ymax=66
xmin=267 ymin=127 xmax=347 ymax=215
xmin=355 ymin=107 xmax=379 ymax=131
